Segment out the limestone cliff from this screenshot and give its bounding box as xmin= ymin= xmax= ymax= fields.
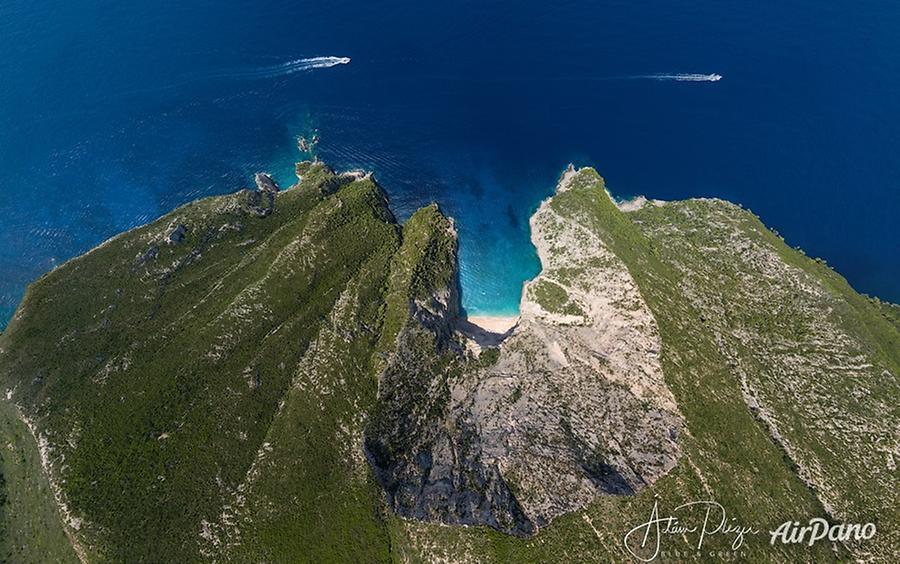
xmin=0 ymin=162 xmax=896 ymax=563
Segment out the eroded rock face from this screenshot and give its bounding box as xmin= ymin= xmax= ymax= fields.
xmin=364 ymin=205 xmax=537 ymax=535
xmin=366 ymin=168 xmax=683 ymax=535
xmin=253 ymin=172 xmax=280 ymax=194
xmin=461 ymin=175 xmax=682 ymax=525
xmin=164 ymin=222 xmax=187 ymax=244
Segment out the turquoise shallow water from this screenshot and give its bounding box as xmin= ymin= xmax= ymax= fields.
xmin=1 ymin=1 xmax=899 ymax=329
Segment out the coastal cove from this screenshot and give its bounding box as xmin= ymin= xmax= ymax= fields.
xmin=1 ymin=160 xmax=895 ymax=560
xmin=2 ymin=0 xmax=900 ymax=330
xmin=1 ymin=1 xmax=899 ymax=561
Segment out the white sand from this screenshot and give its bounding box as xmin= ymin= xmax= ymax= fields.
xmin=467 ymin=316 xmax=519 ymax=334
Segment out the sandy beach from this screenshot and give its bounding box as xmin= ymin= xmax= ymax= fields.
xmin=466 ymin=316 xmax=519 ymax=334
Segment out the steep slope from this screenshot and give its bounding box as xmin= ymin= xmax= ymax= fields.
xmin=0 ymin=163 xmax=404 ymax=561
xmin=628 ymin=192 xmax=900 ymax=559
xmin=0 ymin=400 xmax=77 ymax=563
xmin=384 ymin=168 xmax=896 ymax=562
xmin=0 ymin=162 xmax=896 ymax=562
xmin=365 ymin=174 xmax=685 ymax=536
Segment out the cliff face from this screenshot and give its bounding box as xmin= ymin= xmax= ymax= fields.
xmin=0 ymin=162 xmax=897 ymax=563
xmin=362 ymin=204 xmax=535 ymax=535
xmin=469 ymin=167 xmax=684 ymax=521
xmin=364 ymin=168 xmax=684 ymax=536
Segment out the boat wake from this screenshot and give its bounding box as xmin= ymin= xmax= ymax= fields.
xmin=631 ymin=73 xmax=722 ymax=82
xmin=207 ymin=56 xmax=351 ymax=81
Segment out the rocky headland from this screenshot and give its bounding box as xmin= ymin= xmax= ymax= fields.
xmin=0 ymin=161 xmax=896 ymax=562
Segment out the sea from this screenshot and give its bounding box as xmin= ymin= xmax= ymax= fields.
xmin=2 ymin=0 xmax=899 ymax=328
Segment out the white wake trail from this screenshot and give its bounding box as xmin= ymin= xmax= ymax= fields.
xmin=261 ymin=56 xmax=351 ymax=77
xmin=633 ymin=73 xmax=722 ymax=82
xmin=206 ymin=56 xmax=351 ymax=81
xmin=294 ymin=56 xmax=352 ymax=71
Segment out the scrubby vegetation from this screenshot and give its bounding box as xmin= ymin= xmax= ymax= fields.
xmin=0 ymin=163 xmax=895 ymax=562
xmin=529 ymin=279 xmax=584 ymax=317
xmin=0 ymin=401 xmax=76 ymax=562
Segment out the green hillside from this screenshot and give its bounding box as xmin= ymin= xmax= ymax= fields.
xmin=0 ymin=163 xmax=895 ymax=562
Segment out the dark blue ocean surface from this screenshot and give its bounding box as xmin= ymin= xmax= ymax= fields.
xmin=2 ymin=1 xmax=899 ymax=327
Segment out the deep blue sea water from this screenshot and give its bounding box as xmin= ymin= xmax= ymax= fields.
xmin=2 ymin=1 xmax=899 ymax=328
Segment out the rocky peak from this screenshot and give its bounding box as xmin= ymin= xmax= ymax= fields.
xmin=254 ymin=172 xmax=279 ymax=194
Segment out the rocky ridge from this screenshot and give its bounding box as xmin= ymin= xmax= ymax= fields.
xmin=0 ymin=160 xmax=896 ymax=563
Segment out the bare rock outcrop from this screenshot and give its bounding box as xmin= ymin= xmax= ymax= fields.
xmin=457 ymin=179 xmax=682 ymax=525
xmin=365 ymin=169 xmax=683 ymax=535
